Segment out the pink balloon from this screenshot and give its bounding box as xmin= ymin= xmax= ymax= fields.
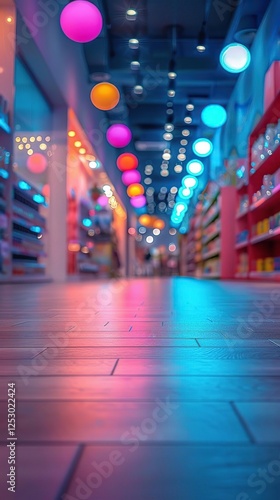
xmin=97 ymin=195 xmax=108 ymax=207
xmin=27 ymin=154 xmax=47 ymax=174
xmin=106 ymin=124 xmax=132 ymax=148
xmin=130 ymin=195 xmax=146 ymax=208
xmin=60 ymin=1 xmax=103 ymax=43
xmin=122 ymin=170 xmax=141 ymax=186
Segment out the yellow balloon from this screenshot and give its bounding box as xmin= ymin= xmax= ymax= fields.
xmin=127 ymin=183 xmax=144 ymax=198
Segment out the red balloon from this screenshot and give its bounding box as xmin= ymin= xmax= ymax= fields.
xmin=27 ymin=153 xmax=47 ymax=174
xmin=117 ymin=153 xmax=138 ymax=171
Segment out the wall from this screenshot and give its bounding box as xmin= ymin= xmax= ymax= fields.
xmin=222 ymin=0 xmax=280 ymax=159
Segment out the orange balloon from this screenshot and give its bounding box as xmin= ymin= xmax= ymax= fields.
xmin=153 ymin=219 xmax=165 ymax=230
xmin=127 ymin=183 xmax=144 ymax=198
xmin=139 ymin=214 xmax=154 ymax=227
xmin=90 ymin=82 xmax=120 ymax=111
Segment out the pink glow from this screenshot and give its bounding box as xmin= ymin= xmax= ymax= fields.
xmin=121 ymin=170 xmax=141 ymax=186
xmin=106 ymin=124 xmax=132 ymax=148
xmin=27 ymin=154 xmax=48 ymax=174
xmin=97 ymin=195 xmax=108 ymax=207
xmin=130 ymin=195 xmax=146 ymax=208
xmin=60 ymin=1 xmax=103 ymax=43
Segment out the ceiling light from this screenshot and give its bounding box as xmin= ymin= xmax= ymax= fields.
xmin=167 ymin=89 xmax=175 ymax=98
xmin=153 ymin=228 xmax=160 ymax=236
xmin=179 ymin=187 xmax=193 ymax=199
xmin=167 ymin=79 xmax=175 ymax=98
xmin=145 ymin=165 xmax=153 ymax=175
xmin=182 ymin=129 xmax=190 ymax=137
xmin=166 ymin=108 xmax=174 ymax=115
xmin=74 ymin=141 xmax=82 ymax=148
xmin=144 ymin=177 xmax=152 ymax=185
xmin=201 ymin=104 xmax=227 ymax=128
xmin=134 ymin=84 xmax=143 ymax=95
xmin=220 ymin=43 xmax=251 ymax=73
xmin=186 ymin=103 xmax=194 ymax=111
xmin=163 ymin=132 xmax=173 ymax=141
xmin=79 ymin=148 xmax=86 ymax=154
xmin=68 ymin=130 xmax=75 ymax=137
xmin=131 ymin=61 xmax=140 ymax=70
xmin=170 ymin=187 xmax=178 ymax=194
xmin=197 ymin=21 xmax=206 ymax=52
xmin=184 ymin=114 xmax=192 ymax=124
xmin=169 ymin=228 xmax=177 ymax=235
xmin=129 ymin=38 xmax=139 ymax=49
xmin=187 ymin=159 xmax=204 ymax=175
xmin=193 ymin=138 xmax=213 ymax=157
xmin=181 ymin=139 xmax=188 ymax=146
xmin=182 ymin=175 xmax=198 ymax=189
xmin=126 ymin=9 xmax=137 ymax=21
xmin=177 ymin=153 xmax=186 ymax=161
xmin=179 ymin=147 xmax=186 ymax=154
xmin=164 ymin=123 xmax=174 ymax=132
xmin=146 ymin=187 xmax=154 ymax=196
xmin=6 ymin=16 xmax=13 ymax=24
xmin=161 ymin=170 xmax=169 ymax=177
xmin=174 ymin=164 xmax=183 ymax=173
xmin=146 ymin=236 xmax=154 ymax=244
xmin=162 ymin=152 xmax=171 ymax=161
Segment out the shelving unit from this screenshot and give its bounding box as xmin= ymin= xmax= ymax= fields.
xmin=183 ymin=184 xmax=236 ymax=279
xmin=11 ymin=174 xmax=48 ymax=276
xmin=0 ymin=146 xmax=11 ymax=279
xmin=235 ymin=91 xmax=280 ymax=280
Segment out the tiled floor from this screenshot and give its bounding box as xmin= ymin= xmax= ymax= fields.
xmin=0 ymin=277 xmax=280 ymax=499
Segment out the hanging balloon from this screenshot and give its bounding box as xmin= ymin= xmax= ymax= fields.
xmin=153 ymin=219 xmax=165 ymax=230
xmin=97 ymin=195 xmax=108 ymax=208
xmin=127 ymin=184 xmax=144 ymax=198
xmin=130 ymin=195 xmax=146 ymax=208
xmin=106 ymin=124 xmax=132 ymax=148
xmin=117 ymin=153 xmax=138 ymax=171
xmin=121 ymin=170 xmax=141 ymax=186
xmin=60 ymin=1 xmax=103 ymax=43
xmin=27 ymin=153 xmax=48 ymax=174
xmin=90 ymin=83 xmax=120 ymax=111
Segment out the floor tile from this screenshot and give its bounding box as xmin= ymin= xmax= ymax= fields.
xmin=235 ymin=402 xmax=280 ymax=443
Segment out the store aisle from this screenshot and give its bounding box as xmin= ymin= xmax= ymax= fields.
xmin=0 ymin=277 xmax=280 ymax=500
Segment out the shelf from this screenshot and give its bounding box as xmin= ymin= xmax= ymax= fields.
xmin=235 ymin=272 xmax=249 ymax=279
xmin=237 ymin=181 xmax=248 ymax=192
xmin=250 ymin=91 xmax=280 ymax=142
xmin=202 ymin=248 xmax=220 ymax=261
xmin=250 ymin=144 xmax=280 ymax=185
xmin=202 ymin=273 xmax=220 ymax=279
xmin=235 ymin=240 xmax=249 ymax=250
xmin=250 ymin=227 xmax=280 ymax=244
xmin=249 ymin=271 xmax=280 ymax=280
xmin=250 ymin=183 xmax=280 ymax=213
xmin=203 ymin=229 xmax=220 ymax=246
xmin=203 ymin=208 xmax=220 ymax=229
xmin=236 ymin=209 xmax=249 ymax=220
xmin=202 ymin=189 xmax=220 ymax=215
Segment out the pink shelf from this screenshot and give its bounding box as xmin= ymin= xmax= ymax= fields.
xmin=235 ymin=240 xmax=249 ymax=250
xmin=250 ymin=183 xmax=280 ymax=213
xmin=250 ymin=227 xmax=280 ymax=244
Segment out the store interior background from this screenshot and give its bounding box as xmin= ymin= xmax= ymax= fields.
xmin=0 ymin=0 xmax=280 ymax=284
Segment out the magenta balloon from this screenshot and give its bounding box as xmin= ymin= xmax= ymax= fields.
xmin=97 ymin=195 xmax=108 ymax=207
xmin=130 ymin=195 xmax=146 ymax=208
xmin=122 ymin=170 xmax=141 ymax=186
xmin=60 ymin=1 xmax=103 ymax=43
xmin=106 ymin=124 xmax=132 ymax=148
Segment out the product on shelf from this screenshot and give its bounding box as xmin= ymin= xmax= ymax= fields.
xmin=236 ymin=252 xmax=248 ymax=275
xmin=236 ymin=229 xmax=249 ymax=245
xmin=237 ymin=194 xmax=249 ymax=214
xmin=251 ymin=119 xmax=280 ymax=172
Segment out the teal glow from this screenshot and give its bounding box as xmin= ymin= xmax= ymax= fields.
xmin=30 ymin=226 xmax=42 ymax=233
xmin=193 ymin=138 xmax=213 ymax=157
xmin=186 ymin=160 xmax=204 ymax=176
xmin=220 ymin=43 xmax=251 ymax=73
xmin=33 ymin=194 xmax=45 ymax=204
xmin=179 ymin=187 xmax=193 ymax=199
xmin=19 ymin=180 xmax=31 ymax=190
xmin=182 ymin=175 xmax=198 ymax=189
xmin=0 ymin=168 xmax=9 ymax=179
xmin=82 ymin=218 xmax=92 ymax=227
xmin=201 ymin=105 xmax=227 ymax=128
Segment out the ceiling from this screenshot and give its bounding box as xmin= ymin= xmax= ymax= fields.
xmin=83 ymin=0 xmax=269 ymax=225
